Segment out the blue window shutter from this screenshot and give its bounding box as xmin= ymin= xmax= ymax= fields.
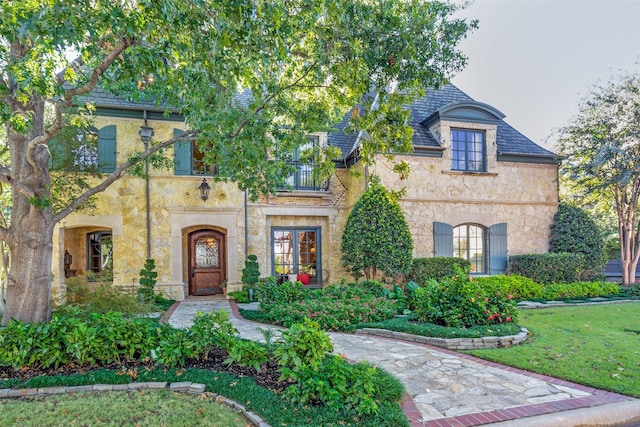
xmin=433 ymin=222 xmax=453 ymax=257
xmin=489 ymin=223 xmax=508 ymax=274
xmin=174 ymin=128 xmax=192 ymax=175
xmin=98 ymin=125 xmax=116 ymax=173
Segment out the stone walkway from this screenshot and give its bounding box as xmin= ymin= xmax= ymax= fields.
xmin=168 ymin=297 xmax=638 ymax=426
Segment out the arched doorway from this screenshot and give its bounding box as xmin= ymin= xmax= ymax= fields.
xmin=188 ymin=229 xmax=226 ymax=295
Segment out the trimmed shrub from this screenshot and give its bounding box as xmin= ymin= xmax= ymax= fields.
xmin=543 ymin=281 xmax=620 ymax=300
xmin=255 ymin=276 xmax=305 ymax=307
xmin=341 ymin=183 xmax=413 ymax=280
xmin=473 ymin=275 xmax=544 ymax=300
xmin=550 ymin=203 xmax=606 ymax=279
xmin=413 ymin=273 xmax=518 ymax=328
xmin=408 ymin=257 xmax=471 ymax=284
xmin=509 ymin=253 xmax=585 ymax=284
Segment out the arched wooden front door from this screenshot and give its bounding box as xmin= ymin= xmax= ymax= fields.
xmin=188 ymin=229 xmax=226 ymax=295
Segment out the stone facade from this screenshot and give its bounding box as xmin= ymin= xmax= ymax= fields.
xmin=53 ymin=85 xmax=559 ymax=301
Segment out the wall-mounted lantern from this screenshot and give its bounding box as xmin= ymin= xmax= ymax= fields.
xmin=139 ymin=125 xmax=155 ymax=144
xmin=199 ymin=178 xmax=211 ymax=202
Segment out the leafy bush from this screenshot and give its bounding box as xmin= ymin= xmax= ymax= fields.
xmin=509 ymin=253 xmax=585 ymax=284
xmin=263 ymin=290 xmax=396 ymax=331
xmin=0 ymin=311 xmax=158 ymax=369
xmin=65 ymin=280 xmax=157 ymax=316
xmin=550 ymin=203 xmax=606 ymax=279
xmin=286 ymin=355 xmax=379 ymax=416
xmin=413 ymin=273 xmax=519 ymax=328
xmin=543 ymin=281 xmax=620 ymax=300
xmin=408 ymin=257 xmax=471 ymax=284
xmin=341 ymin=183 xmax=413 ymax=280
xmin=188 ymin=310 xmax=238 ymax=353
xmin=473 ymin=275 xmax=544 ymax=300
xmin=255 ymin=276 xmax=305 ymax=306
xmin=352 ymin=279 xmax=387 ymax=297
xmin=228 ymin=290 xmax=250 ymax=303
xmin=224 ymin=339 xmax=268 ymax=371
xmin=275 ymin=318 xmax=333 ymax=381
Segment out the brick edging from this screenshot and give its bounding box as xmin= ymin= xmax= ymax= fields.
xmin=0 ymin=381 xmax=270 ymax=427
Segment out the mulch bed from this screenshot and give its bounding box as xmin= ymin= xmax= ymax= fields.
xmin=0 ymin=347 xmax=287 ymax=393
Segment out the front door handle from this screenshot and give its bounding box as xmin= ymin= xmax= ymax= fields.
xmin=191 ymin=267 xmax=195 ymax=277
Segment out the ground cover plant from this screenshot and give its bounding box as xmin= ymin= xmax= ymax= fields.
xmin=0 ymin=389 xmax=250 ymax=427
xmin=348 ymin=316 xmax=522 ymax=339
xmin=467 ymin=302 xmax=640 ymax=397
xmin=253 ymin=279 xmax=396 ymax=330
xmin=0 ymin=309 xmax=407 ymax=426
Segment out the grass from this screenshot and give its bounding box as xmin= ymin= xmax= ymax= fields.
xmin=0 ymin=389 xmax=248 ymax=427
xmin=0 ymin=367 xmax=408 ymax=427
xmin=467 ymin=302 xmax=640 ymax=397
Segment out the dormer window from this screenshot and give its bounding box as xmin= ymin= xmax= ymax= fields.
xmin=451 ymin=129 xmax=485 ymax=172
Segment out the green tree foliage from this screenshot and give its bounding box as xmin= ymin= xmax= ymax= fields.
xmin=557 ymin=72 xmax=640 ymax=284
xmin=550 ymin=202 xmax=605 ymax=279
xmin=341 ymin=183 xmax=413 ymax=280
xmin=138 ymin=259 xmax=158 ymax=301
xmin=0 ymin=0 xmax=475 ymax=324
xmin=241 ymin=255 xmax=260 ymax=287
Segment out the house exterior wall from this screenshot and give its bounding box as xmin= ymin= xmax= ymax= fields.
xmin=374 ymin=119 xmax=558 ymax=261
xmin=52 ymin=112 xmax=558 ymax=302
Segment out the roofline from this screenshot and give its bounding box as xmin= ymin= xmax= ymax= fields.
xmin=498 ymin=151 xmax=562 ymax=165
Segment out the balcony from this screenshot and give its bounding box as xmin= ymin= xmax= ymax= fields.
xmin=279 ymin=161 xmax=329 ymax=191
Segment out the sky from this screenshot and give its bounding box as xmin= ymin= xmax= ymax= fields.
xmin=451 ymin=0 xmax=640 ymax=151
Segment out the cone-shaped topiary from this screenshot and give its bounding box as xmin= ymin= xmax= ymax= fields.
xmin=139 ymin=259 xmax=158 ymax=301
xmin=341 ymin=182 xmax=413 ymax=280
xmin=242 ymin=254 xmax=261 ymax=286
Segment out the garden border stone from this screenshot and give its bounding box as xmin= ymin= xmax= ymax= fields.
xmin=355 ymin=327 xmax=529 ymax=350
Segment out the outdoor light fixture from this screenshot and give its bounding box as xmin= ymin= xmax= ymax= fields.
xmin=139 ymin=125 xmax=154 ymax=144
xmin=199 ymin=178 xmax=211 ymax=202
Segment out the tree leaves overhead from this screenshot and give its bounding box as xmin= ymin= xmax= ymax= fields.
xmin=1 ymin=0 xmax=475 ymax=203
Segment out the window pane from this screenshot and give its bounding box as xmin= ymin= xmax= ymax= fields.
xmin=273 ymin=231 xmax=294 ymax=274
xmin=451 ymin=129 xmax=485 ymax=172
xmin=272 ymin=228 xmax=320 ymax=282
xmin=453 ymin=224 xmax=485 ymax=273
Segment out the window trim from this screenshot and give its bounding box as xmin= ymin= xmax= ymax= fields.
xmin=270 ymin=226 xmax=322 ymax=285
xmin=450 ymin=128 xmax=486 ymax=172
xmin=453 ymin=223 xmax=487 ymax=274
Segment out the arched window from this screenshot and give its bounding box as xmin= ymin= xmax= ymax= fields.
xmin=453 ymin=224 xmax=486 ymax=273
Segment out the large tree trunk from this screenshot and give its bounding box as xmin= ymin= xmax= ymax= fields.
xmin=2 ymin=225 xmax=54 ymax=325
xmin=1 ymin=93 xmax=55 ymax=325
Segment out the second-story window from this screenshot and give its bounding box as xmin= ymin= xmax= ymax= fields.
xmin=451 ymin=129 xmax=485 ymax=172
xmin=174 ymin=129 xmax=218 ymax=176
xmin=280 ymin=136 xmax=327 ymax=190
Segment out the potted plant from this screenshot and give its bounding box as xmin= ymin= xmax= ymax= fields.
xmin=297 ymin=265 xmax=312 ymax=285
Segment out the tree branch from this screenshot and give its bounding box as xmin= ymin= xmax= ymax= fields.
xmin=26 ymin=37 xmax=138 ymax=178
xmin=52 ymin=130 xmax=198 ymax=223
xmin=230 ymin=61 xmax=319 ymax=138
xmin=0 ymin=164 xmax=35 ymax=199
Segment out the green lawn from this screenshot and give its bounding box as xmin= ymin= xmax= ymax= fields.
xmin=467 ymin=302 xmax=640 ymax=397
xmin=0 ymin=390 xmax=248 ymax=427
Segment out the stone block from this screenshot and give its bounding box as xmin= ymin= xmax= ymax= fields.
xmin=66 ymin=385 xmax=94 ymax=393
xmin=170 ymin=382 xmax=193 ymax=392
xmin=93 ymin=384 xmax=113 ymax=392
xmin=112 ymin=384 xmax=130 ymax=391
xmin=37 ymin=387 xmax=67 ymax=395
xmin=188 ymin=383 xmax=206 ymax=394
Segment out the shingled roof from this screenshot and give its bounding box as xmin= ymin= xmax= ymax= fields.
xmin=328 ymin=84 xmax=557 ymax=163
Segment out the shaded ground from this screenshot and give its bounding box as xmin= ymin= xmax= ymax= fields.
xmin=0 ymin=347 xmax=286 ymax=393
